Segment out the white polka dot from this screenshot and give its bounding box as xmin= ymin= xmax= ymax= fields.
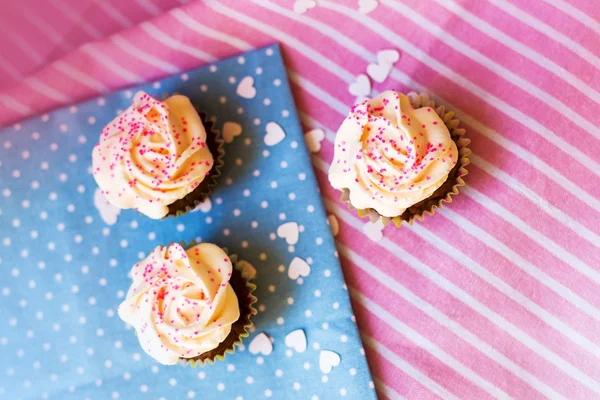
xmin=270 ymin=181 xmax=277 ymax=189
xmin=324 ymin=269 xmax=331 ymax=277
xmin=266 ymin=48 xmax=274 ymax=56
xmin=219 ymin=96 xmax=227 ymax=104
xmin=256 ymin=67 xmax=263 ymax=75
xmin=81 ymin=265 xmax=89 ymax=274
xmin=305 ymin=310 xmax=312 ymax=317
xmin=261 ymin=201 xmax=268 ymax=208
xmin=181 ymin=73 xmax=189 ymax=81
xmin=280 ymin=161 xmax=288 ymax=168
xmin=2 ymin=189 xmax=11 ymax=198
xmin=274 ymin=79 xmax=281 ymax=86
xmin=293 ymin=382 xmax=301 ymax=390
xmin=277 ymin=317 xmax=284 ymax=325
xmin=77 ymin=185 xmax=85 ymax=193
xmin=78 ymin=135 xmax=87 ymax=144
xmin=251 ymin=221 xmax=259 ymax=229
xmin=278 ymin=265 xmax=285 ymax=272
xmin=96 ymin=329 xmax=104 ymax=337
xmin=140 ymin=385 xmax=148 ymax=393
xmin=307 ymin=205 xmax=315 ymax=212
xmin=279 ymin=213 xmax=286 ymax=220
xmin=313 ymin=342 xmax=320 ymax=350
xmin=253 ymin=118 xmax=261 ymax=126
xmin=262 ymin=149 xmax=270 ymax=157
xmin=197 ymin=371 xmax=206 ymax=380
xmin=217 ymin=383 xmax=225 ymax=391
xmin=340 ymin=388 xmax=348 ymax=396
xmin=263 ymin=98 xmax=271 ymax=105
xmin=333 ymin=302 xmax=340 ymax=310
xmin=287 ymin=297 xmax=294 ymax=305
xmin=288 ymin=193 xmax=296 ymax=200
xmin=12 ymin=170 xmax=20 ymax=178
xmin=369 ymin=381 xmax=375 ymax=388
xmin=237 ymin=56 xmax=245 ymax=64
xmin=260 ymin=253 xmax=267 ymax=260
xmin=282 ymin=110 xmax=290 ymax=117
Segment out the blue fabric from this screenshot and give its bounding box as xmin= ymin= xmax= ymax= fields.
xmin=0 ymin=45 xmax=376 ymax=400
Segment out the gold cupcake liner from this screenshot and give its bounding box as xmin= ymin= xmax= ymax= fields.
xmin=178 ymin=241 xmax=257 ymax=368
xmin=341 ymin=92 xmax=471 ymax=227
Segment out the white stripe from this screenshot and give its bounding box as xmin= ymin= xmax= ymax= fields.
xmin=469 ymin=154 xmax=600 ymax=247
xmin=80 ymin=45 xmax=143 ymax=83
xmin=111 ymin=35 xmax=179 ymax=74
xmin=353 ymin=292 xmax=512 ymax=399
xmin=341 ymin=245 xmax=565 ymax=399
xmin=170 ymin=8 xmax=253 ymax=51
xmin=361 ymin=334 xmax=461 ymax=400
xmin=49 ymin=0 xmax=102 ymax=39
xmin=435 ymin=0 xmax=600 ymax=106
xmin=462 ymin=186 xmax=600 ymax=280
xmin=380 ymin=0 xmax=600 ymax=137
xmin=53 ymin=61 xmax=108 ymax=93
xmin=0 ymin=58 xmax=22 ymax=81
xmin=203 ymin=0 xmax=355 ymax=82
xmin=234 ymin=0 xmax=600 ymax=213
xmin=135 ymin=0 xmax=161 ymax=16
xmin=23 ymin=78 xmax=69 ymax=103
xmin=315 ymin=155 xmax=600 ymax=357
xmin=542 ymin=0 xmax=600 ymax=36
xmin=0 ymin=95 xmax=32 ymax=115
xmin=318 ymin=0 xmax=600 ymax=177
xmin=288 ymin=71 xmax=349 ymax=115
xmin=0 ymin=26 xmax=43 ymax=64
xmin=91 ymin=0 xmax=133 ymax=28
xmin=325 ymin=198 xmax=600 ymax=394
xmin=374 ymin=378 xmax=407 ymax=400
xmin=489 ymin=0 xmax=600 ymax=70
xmin=140 ymin=22 xmax=216 ymax=63
xmin=22 ymin=11 xmax=70 ymax=52
xmin=438 ymin=207 xmax=600 ymax=323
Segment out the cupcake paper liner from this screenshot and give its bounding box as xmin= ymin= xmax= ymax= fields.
xmin=177 ymin=240 xmax=258 ymax=368
xmin=341 ymin=92 xmax=471 ymax=227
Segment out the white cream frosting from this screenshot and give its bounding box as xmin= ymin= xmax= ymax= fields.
xmin=118 ymin=243 xmax=240 ymax=365
xmin=329 ymin=91 xmax=458 ymax=217
xmin=92 ymin=91 xmax=213 ymax=219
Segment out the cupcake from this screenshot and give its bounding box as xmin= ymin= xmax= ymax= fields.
xmin=117 ymin=241 xmax=256 ymax=366
xmin=92 ymin=91 xmax=224 ymax=219
xmin=329 ymin=90 xmax=469 ymax=226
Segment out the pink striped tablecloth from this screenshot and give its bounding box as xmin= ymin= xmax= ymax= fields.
xmin=2 ymin=0 xmax=600 ymax=398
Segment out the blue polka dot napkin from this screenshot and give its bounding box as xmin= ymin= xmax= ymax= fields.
xmin=0 ymin=44 xmax=376 ymax=400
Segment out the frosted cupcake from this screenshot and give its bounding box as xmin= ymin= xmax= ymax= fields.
xmin=92 ymin=91 xmax=224 ymax=219
xmin=118 ymin=241 xmax=256 ymax=366
xmin=329 ymin=90 xmax=469 ymax=226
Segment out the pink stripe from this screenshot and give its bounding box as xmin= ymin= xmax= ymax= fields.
xmin=362 ymin=344 xmax=443 ymax=399
xmin=353 ymin=302 xmax=497 ymax=399
xmin=409 ymin=0 xmax=600 ymax=118
xmin=315 ymin=166 xmax=600 ymax=381
xmin=503 ymin=0 xmax=600 ymax=57
xmin=347 ymin=276 xmax=548 ymax=399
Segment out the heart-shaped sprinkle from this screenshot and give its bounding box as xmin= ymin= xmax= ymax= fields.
xmin=191 ymin=197 xmax=212 ymax=213
xmin=236 ymin=76 xmax=257 ymax=99
xmin=222 ymin=122 xmax=242 ymax=144
xmin=358 ymin=0 xmax=378 ymax=14
xmin=294 ymin=0 xmax=317 ymax=14
xmin=285 ymin=329 xmax=307 ymax=353
xmin=93 ymin=188 xmax=121 ymax=226
xmin=348 ymin=74 xmax=371 ymax=97
xmin=363 ymin=219 xmax=384 ymax=242
xmin=319 ymin=350 xmax=341 ymax=373
xmin=367 ymin=49 xmax=400 ymax=83
xmin=277 ymin=222 xmax=300 ymax=245
xmin=248 ymin=333 xmax=273 ymax=355
xmin=264 ymin=122 xmax=286 ymax=146
xmin=304 ymin=128 xmax=325 ymax=153
xmin=288 ymin=257 xmax=311 ymax=280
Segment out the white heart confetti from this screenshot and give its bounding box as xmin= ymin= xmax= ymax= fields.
xmin=367 ymin=49 xmax=400 ymax=83
xmin=363 ymin=219 xmax=384 ymax=242
xmin=327 ymin=215 xmax=339 ymax=236
xmin=288 ymin=257 xmax=311 ymax=280
xmin=277 ymin=222 xmax=300 ymax=245
xmin=319 ymin=350 xmax=341 ymax=373
xmin=236 ymin=76 xmax=257 ymax=99
xmin=222 ymin=122 xmax=242 ymax=144
xmin=294 ymin=0 xmax=317 ymax=13
xmin=304 ymin=128 xmax=325 ymax=153
xmin=348 ymin=74 xmax=371 ymax=97
xmin=93 ymin=188 xmax=121 ymax=226
xmin=264 ymin=122 xmax=286 ymax=146
xmin=191 ymin=197 xmax=212 ymax=213
xmin=285 ymin=329 xmax=307 ymax=353
xmin=358 ymin=0 xmax=378 ymax=14
xmin=249 ymin=333 xmax=273 ymax=356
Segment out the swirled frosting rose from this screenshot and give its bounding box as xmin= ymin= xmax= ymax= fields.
xmin=329 ymin=91 xmax=458 ymax=217
xmin=118 ymin=243 xmax=240 ymax=365
xmin=92 ymin=91 xmax=213 ymax=219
